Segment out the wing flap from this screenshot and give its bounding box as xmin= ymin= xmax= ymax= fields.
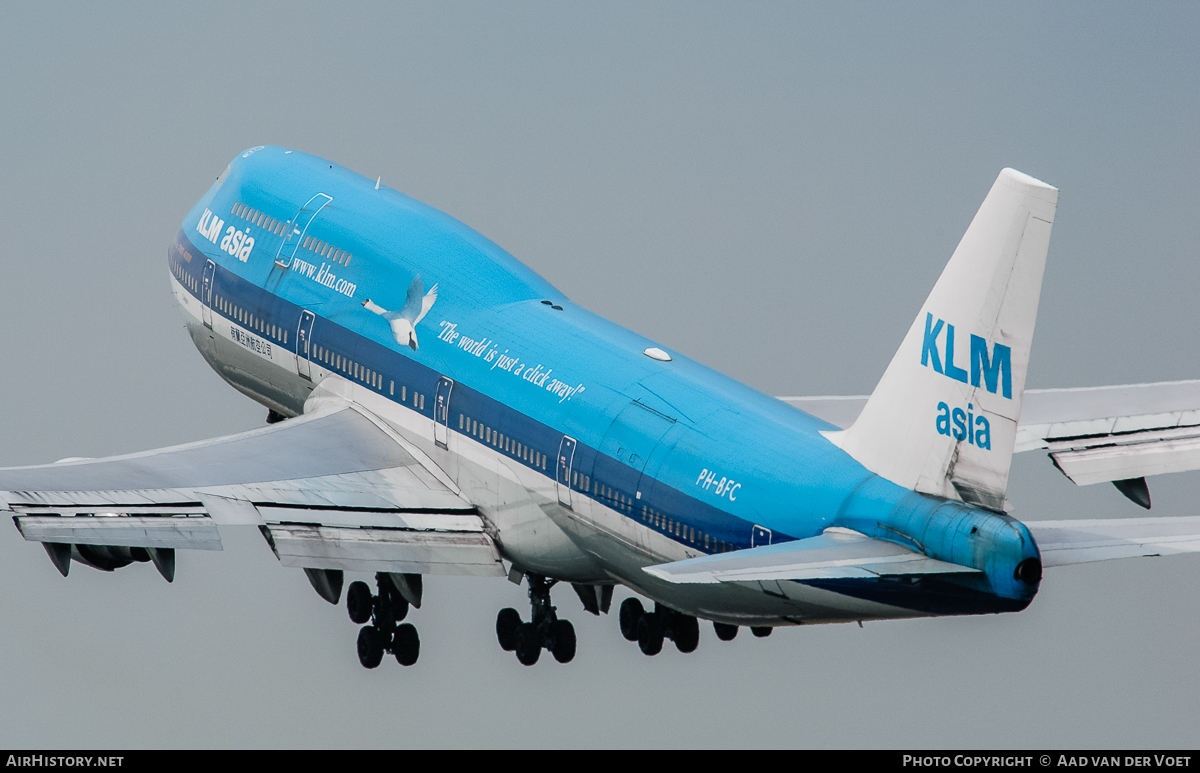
xmin=13 ymin=514 xmax=222 ymax=551
xmin=1027 ymin=516 xmax=1200 ymax=567
xmin=643 ymin=529 xmax=979 ymax=584
xmin=1048 ymin=428 xmax=1200 ymax=485
xmin=261 ymin=521 xmax=504 ymax=577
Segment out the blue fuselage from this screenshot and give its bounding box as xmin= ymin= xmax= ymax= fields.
xmin=170 ymin=146 xmax=1039 ymax=625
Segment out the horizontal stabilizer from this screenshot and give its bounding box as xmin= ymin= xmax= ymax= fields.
xmin=643 ymin=528 xmax=979 ymax=584
xmin=1026 ymin=516 xmax=1200 ymax=567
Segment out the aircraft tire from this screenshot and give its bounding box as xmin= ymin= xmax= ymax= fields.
xmin=496 ymin=607 xmax=522 ymax=651
xmin=713 ymin=622 xmax=738 ymax=641
xmin=357 ymin=625 xmax=384 ymax=669
xmin=750 ymin=626 xmax=773 ymax=638
xmin=514 ymin=623 xmax=541 ymax=666
xmin=550 ymin=619 xmax=576 ymax=664
xmin=393 ymin=623 xmax=420 ymax=666
xmin=347 ymin=581 xmax=373 ymax=624
xmin=636 ymin=614 xmax=664 ymax=656
xmin=673 ymin=615 xmax=700 ymax=653
xmin=618 ymin=597 xmax=644 ymax=642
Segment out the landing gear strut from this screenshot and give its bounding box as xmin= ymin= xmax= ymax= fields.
xmin=495 ymin=573 xmax=576 ymax=666
xmin=619 ymin=597 xmax=700 ymax=655
xmin=348 ymin=573 xmax=420 ymax=668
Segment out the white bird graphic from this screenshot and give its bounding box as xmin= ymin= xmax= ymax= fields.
xmin=361 ymin=276 xmax=439 ymax=350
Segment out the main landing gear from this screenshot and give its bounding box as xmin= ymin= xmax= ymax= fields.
xmin=348 ymin=573 xmax=421 ymax=669
xmin=495 ymin=573 xmax=576 ymax=666
xmin=618 ymin=598 xmax=776 ymax=653
xmin=618 ymin=598 xmax=700 ymax=655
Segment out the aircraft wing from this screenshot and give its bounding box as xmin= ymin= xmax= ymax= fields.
xmin=780 ymin=379 xmax=1200 ymax=487
xmin=643 ymin=528 xmax=979 ymax=584
xmin=3 ymin=402 xmax=504 ymax=585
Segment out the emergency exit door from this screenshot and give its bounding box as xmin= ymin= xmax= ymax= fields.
xmin=295 ymin=310 xmax=316 ymax=380
xmin=434 ymin=377 xmax=454 ymax=448
xmin=201 ymin=260 xmax=216 ymax=329
xmin=557 ymin=436 xmax=578 ymax=508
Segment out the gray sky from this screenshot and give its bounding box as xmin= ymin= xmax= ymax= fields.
xmin=1 ymin=1 xmax=1198 ymax=748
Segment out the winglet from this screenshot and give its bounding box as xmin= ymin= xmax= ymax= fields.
xmin=824 ymin=169 xmax=1058 ymax=510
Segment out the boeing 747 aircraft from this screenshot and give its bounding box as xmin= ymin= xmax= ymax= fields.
xmin=8 ymin=146 xmax=1200 ymax=669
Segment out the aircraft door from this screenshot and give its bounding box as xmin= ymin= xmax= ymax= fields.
xmin=275 ymin=193 xmax=332 ymax=269
xmin=295 ymin=310 xmax=316 ymax=380
xmin=557 ymin=436 xmax=577 ymax=508
xmin=201 ymin=260 xmax=216 ymax=329
xmin=751 ymin=525 xmax=772 ymax=548
xmin=434 ymin=377 xmax=454 ymax=448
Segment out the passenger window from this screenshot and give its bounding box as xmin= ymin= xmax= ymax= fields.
xmin=344 ymin=254 xmax=352 ymax=267
xmin=390 ymin=381 xmax=394 ymax=396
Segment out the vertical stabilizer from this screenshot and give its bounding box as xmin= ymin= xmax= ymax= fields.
xmin=825 ymin=169 xmax=1058 ymax=510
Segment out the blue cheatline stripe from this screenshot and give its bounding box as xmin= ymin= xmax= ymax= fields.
xmin=172 ymin=230 xmax=778 ymax=555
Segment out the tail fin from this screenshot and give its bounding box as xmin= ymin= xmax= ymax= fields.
xmin=825 ymin=169 xmax=1058 ymax=510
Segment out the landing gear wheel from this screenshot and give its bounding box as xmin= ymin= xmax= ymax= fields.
xmin=637 ymin=614 xmax=664 ymax=656
xmin=393 ymin=623 xmax=420 ymax=666
xmin=750 ymin=626 xmax=773 ymax=638
xmin=496 ymin=607 xmax=522 ymax=652
xmin=713 ymin=622 xmax=738 ymax=641
xmin=673 ymin=615 xmax=700 ymax=653
xmin=619 ymin=597 xmax=644 ymax=642
xmin=514 ymin=623 xmax=541 ymax=666
xmin=550 ymin=619 xmax=576 ymax=663
xmin=347 ymin=581 xmax=373 ymax=624
xmin=357 ymin=625 xmax=384 ymax=668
